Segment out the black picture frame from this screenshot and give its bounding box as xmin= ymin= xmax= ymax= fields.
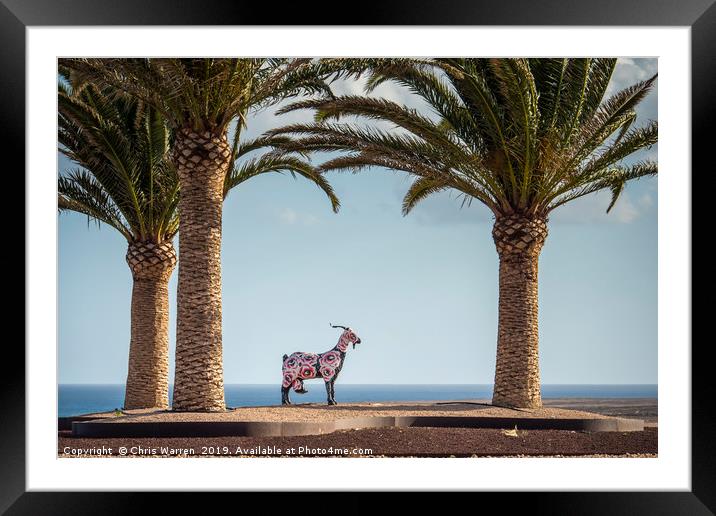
xmin=5 ymin=0 xmax=709 ymax=512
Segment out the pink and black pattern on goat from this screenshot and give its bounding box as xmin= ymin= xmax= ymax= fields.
xmin=281 ymin=324 xmax=361 ymax=405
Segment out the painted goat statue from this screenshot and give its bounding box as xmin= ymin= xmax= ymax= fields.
xmin=281 ymin=324 xmax=362 ymax=405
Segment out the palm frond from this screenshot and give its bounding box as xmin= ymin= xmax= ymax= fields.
xmin=224 ymin=153 xmax=340 ymax=212
xmin=549 ymin=160 xmax=658 ymax=212
xmin=58 ymin=170 xmax=133 ymax=239
xmin=58 ymin=78 xmax=178 ymax=243
xmin=488 ymin=58 xmax=539 ymax=204
xmin=402 ymin=176 xmax=451 ymax=215
xmin=61 ymin=58 xmax=340 ymax=135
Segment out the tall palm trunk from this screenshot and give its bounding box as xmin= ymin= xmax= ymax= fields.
xmin=124 ymin=241 xmax=177 ymax=409
xmin=491 ymin=215 xmax=548 ymax=409
xmin=172 ymin=128 xmax=231 ymax=411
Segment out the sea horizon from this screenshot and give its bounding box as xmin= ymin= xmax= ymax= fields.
xmin=59 ymin=382 xmax=658 ymax=386
xmin=58 ymin=383 xmax=658 ymax=417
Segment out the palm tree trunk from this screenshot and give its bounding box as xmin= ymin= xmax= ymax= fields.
xmin=172 ymin=128 xmax=231 ymax=411
xmin=124 ymin=241 xmax=177 ymax=409
xmin=491 ymin=215 xmax=548 ymax=409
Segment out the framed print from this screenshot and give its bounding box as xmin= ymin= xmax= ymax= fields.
xmin=6 ymin=0 xmax=711 ymax=512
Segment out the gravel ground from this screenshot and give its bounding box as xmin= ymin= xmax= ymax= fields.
xmin=542 ymin=398 xmax=658 ymax=424
xmin=58 ymin=426 xmax=657 ymax=458
xmin=86 ymin=402 xmax=613 ymax=423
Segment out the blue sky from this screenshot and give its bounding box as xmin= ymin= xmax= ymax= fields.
xmin=58 ymin=58 xmax=657 ymax=385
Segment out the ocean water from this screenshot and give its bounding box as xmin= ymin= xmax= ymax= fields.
xmin=58 ymin=383 xmax=657 ymax=417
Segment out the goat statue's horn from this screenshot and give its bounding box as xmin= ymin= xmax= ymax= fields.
xmin=330 ymin=323 xmax=348 ymax=330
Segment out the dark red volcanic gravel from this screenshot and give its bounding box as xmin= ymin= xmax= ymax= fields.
xmin=58 ymin=427 xmax=657 ymax=458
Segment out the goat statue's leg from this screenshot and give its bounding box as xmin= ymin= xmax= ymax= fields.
xmin=326 ymin=380 xmax=337 ymax=406
xmin=281 ymin=386 xmax=291 ymax=405
xmin=293 ymin=378 xmax=308 ymax=394
xmin=324 ymin=379 xmax=334 ymax=406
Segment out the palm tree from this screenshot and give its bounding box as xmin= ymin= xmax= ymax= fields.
xmin=58 ymin=76 xmax=179 ymax=410
xmin=271 ymin=58 xmax=657 ymax=409
xmin=61 ymin=59 xmax=338 ymax=411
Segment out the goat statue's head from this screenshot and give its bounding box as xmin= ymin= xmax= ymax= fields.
xmin=330 ymin=323 xmax=362 ymax=349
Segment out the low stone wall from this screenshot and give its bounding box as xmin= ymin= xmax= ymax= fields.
xmin=72 ymin=414 xmax=643 ymax=438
